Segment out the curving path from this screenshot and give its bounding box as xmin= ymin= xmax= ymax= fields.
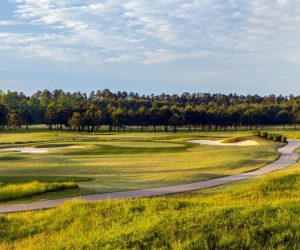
xmin=0 ymin=140 xmax=300 ymax=214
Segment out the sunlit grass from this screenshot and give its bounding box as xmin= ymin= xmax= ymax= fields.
xmin=0 ymin=181 xmax=78 ymax=201
xmin=0 ymin=136 xmax=281 ymax=195
xmin=221 ymin=135 xmax=253 ymax=143
xmin=0 ymin=167 xmax=299 ymax=249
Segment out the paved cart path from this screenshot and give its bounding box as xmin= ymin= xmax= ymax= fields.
xmin=1 ymin=140 xmax=300 ymax=214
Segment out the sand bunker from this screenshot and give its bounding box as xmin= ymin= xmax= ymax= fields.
xmin=1 ymin=148 xmax=49 ymax=154
xmin=189 ymin=139 xmax=258 ymax=146
xmin=1 ymin=145 xmax=86 ymax=154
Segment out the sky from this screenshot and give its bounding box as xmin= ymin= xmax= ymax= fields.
xmin=0 ymin=0 xmax=300 ymax=95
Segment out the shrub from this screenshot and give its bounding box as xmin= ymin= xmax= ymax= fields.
xmin=267 ymin=133 xmax=275 ymax=140
xmin=273 ymin=134 xmax=282 ymax=142
xmin=253 ymin=131 xmax=261 ymax=136
xmin=255 ymin=131 xmax=287 ymax=142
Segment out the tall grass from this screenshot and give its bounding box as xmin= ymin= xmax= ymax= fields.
xmin=0 ymin=181 xmax=78 ymax=201
xmin=0 ymin=170 xmax=299 ymax=249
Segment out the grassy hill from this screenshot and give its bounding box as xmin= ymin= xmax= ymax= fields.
xmin=0 ymin=165 xmax=299 ymax=249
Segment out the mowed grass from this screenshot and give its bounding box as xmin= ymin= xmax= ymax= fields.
xmin=0 ymin=131 xmax=282 ymax=200
xmin=0 ymin=181 xmax=78 ymax=202
xmin=0 ymin=166 xmax=299 ymax=249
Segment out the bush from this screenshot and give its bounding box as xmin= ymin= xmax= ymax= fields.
xmin=0 ymin=181 xmax=78 ymax=202
xmin=254 ymin=131 xmax=261 ymax=136
xmin=273 ymin=134 xmax=282 ymax=142
xmin=267 ymin=133 xmax=275 ymax=140
xmin=255 ymin=131 xmax=287 ymax=142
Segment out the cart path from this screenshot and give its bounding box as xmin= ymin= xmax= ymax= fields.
xmin=1 ymin=140 xmax=299 ymax=214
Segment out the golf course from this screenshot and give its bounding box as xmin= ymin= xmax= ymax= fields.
xmin=0 ymin=128 xmax=299 ymax=249
xmin=3 ymin=0 xmax=300 ymax=248
xmin=0 ymin=130 xmax=283 ymax=203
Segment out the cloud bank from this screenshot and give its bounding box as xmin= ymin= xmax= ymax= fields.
xmin=0 ymin=0 xmax=299 ymax=65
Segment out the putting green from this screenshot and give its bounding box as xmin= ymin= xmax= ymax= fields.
xmin=97 ymin=141 xmax=185 ymax=148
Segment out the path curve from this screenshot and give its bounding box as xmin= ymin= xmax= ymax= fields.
xmin=1 ymin=140 xmax=300 ymax=214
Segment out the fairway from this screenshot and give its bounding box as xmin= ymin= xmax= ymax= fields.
xmin=0 ymin=131 xmax=282 ymax=204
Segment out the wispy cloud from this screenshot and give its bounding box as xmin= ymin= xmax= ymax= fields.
xmin=0 ymin=0 xmax=300 ymax=66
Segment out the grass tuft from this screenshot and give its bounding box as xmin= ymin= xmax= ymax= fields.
xmin=0 ymin=181 xmax=78 ymax=201
xmin=221 ymin=136 xmax=252 ymax=143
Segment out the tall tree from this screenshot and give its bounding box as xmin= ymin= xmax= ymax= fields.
xmin=68 ymin=112 xmax=82 ymax=131
xmin=7 ymin=111 xmax=20 ymax=131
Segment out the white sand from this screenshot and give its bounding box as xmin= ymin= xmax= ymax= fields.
xmin=1 ymin=145 xmax=86 ymax=154
xmin=1 ymin=148 xmax=49 ymax=154
xmin=189 ymin=139 xmax=258 ymax=146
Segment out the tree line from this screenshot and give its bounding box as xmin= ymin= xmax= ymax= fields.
xmin=1 ymin=89 xmax=300 ymax=132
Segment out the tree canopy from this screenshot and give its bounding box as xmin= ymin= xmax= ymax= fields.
xmin=0 ymin=89 xmax=299 ymax=132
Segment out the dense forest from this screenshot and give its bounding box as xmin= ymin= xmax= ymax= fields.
xmin=1 ymin=89 xmax=300 ymax=132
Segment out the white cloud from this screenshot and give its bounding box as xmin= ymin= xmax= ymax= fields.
xmin=143 ymin=49 xmax=208 ymax=64
xmin=0 ymin=20 xmax=21 ymax=26
xmin=0 ymin=0 xmax=299 ymax=65
xmin=277 ymin=0 xmax=288 ymax=5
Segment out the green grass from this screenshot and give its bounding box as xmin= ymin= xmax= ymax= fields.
xmin=0 ymin=132 xmax=282 ymax=198
xmin=65 ymin=142 xmax=193 ymax=155
xmin=0 ymin=176 xmax=93 ymax=185
xmin=0 ymin=130 xmax=297 ymax=248
xmin=0 ymin=166 xmax=299 ymax=249
xmin=35 ymin=143 xmax=76 ymax=148
xmin=0 ymin=181 xmax=78 ymax=202
xmin=0 ymin=155 xmax=26 ymax=161
xmin=97 ymin=141 xmax=185 ymax=148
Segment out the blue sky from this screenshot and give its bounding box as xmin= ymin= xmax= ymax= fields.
xmin=0 ymin=0 xmax=300 ymax=95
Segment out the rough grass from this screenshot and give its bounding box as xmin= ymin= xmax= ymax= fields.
xmin=0 ymin=168 xmax=299 ymax=249
xmin=0 ymin=176 xmax=93 ymax=185
xmin=0 ymin=182 xmax=78 ymax=201
xmin=221 ymin=135 xmax=253 ymax=143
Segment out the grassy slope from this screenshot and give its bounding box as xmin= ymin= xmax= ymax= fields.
xmin=221 ymin=135 xmax=253 ymax=143
xmin=0 ymin=165 xmax=299 ymax=249
xmin=0 ymin=181 xmax=78 ymax=201
xmin=0 ymin=132 xmax=281 ymax=200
